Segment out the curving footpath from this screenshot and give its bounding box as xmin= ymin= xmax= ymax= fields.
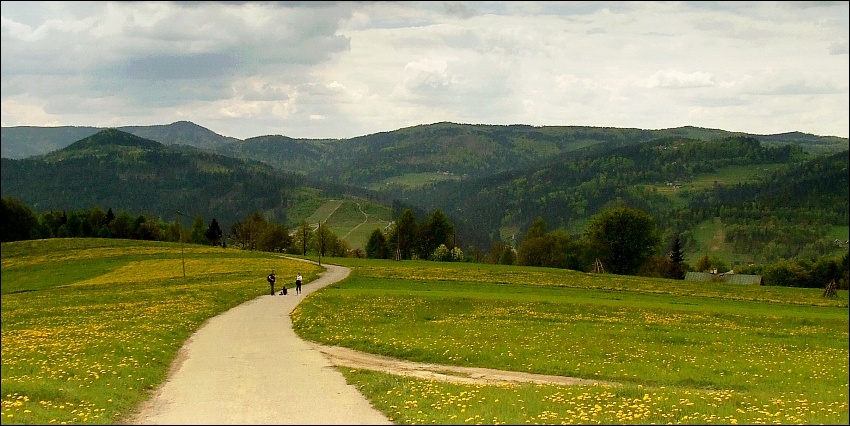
xmin=124 ymin=260 xmax=393 ymax=425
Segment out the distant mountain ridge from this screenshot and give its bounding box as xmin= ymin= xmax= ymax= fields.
xmin=0 ymin=121 xmax=238 ymax=159
xmin=3 ymin=121 xmax=846 ymax=164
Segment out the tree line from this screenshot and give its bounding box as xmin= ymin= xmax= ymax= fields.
xmin=484 ymin=202 xmax=847 ymax=291
xmin=2 ymin=196 xmax=846 ymax=290
xmin=0 ymin=196 xmax=458 ymax=262
xmin=1 ymin=197 xmax=223 ymax=245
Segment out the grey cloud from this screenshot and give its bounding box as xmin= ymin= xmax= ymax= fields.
xmin=829 ymin=40 xmax=849 ymax=55
xmin=121 ymin=53 xmax=242 ymax=80
xmin=442 ymin=2 xmax=479 ymax=20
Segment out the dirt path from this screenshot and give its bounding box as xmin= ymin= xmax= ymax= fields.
xmin=313 ymin=344 xmax=612 ymax=387
xmin=123 ymin=259 xmax=610 ymax=424
xmin=341 ymin=202 xmax=368 ymax=240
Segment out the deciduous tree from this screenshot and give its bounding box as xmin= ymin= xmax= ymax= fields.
xmin=190 ymin=215 xmax=207 ymax=244
xmin=365 ymin=228 xmax=390 ymax=259
xmin=387 ymin=208 xmax=417 ymax=260
xmin=0 ymin=196 xmax=39 ymax=242
xmin=584 ymin=204 xmax=661 ymax=275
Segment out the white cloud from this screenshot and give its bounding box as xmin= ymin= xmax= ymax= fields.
xmin=646 ymin=70 xmax=716 ymax=89
xmin=1 ymin=1 xmax=847 ymax=139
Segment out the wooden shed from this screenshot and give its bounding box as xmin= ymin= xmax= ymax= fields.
xmin=684 ymin=271 xmax=763 ymax=285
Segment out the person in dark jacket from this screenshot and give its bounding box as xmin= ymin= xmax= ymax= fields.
xmin=267 ymin=270 xmax=276 ymax=295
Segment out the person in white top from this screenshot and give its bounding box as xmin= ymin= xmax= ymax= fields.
xmin=295 ymin=273 xmax=303 ymax=294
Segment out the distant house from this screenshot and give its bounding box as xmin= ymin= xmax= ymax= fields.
xmin=684 ymin=271 xmax=764 ymax=285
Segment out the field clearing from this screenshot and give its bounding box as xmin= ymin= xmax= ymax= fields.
xmin=367 ymin=172 xmax=461 ymax=190
xmin=649 ymin=163 xmax=787 ymax=209
xmin=828 ymin=225 xmax=850 ymax=240
xmin=687 ymin=217 xmax=752 ymax=265
xmin=688 ymin=164 xmax=784 ymax=188
xmin=498 ymin=225 xmax=521 ymax=245
xmin=652 ymin=163 xmax=785 ymax=195
xmin=306 ymin=199 xmax=392 ymax=250
xmin=304 ymin=199 xmax=344 ymax=225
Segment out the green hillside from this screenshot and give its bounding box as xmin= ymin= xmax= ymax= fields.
xmin=1 ymin=122 xmax=847 ymax=268
xmin=407 ymin=137 xmax=848 ymax=264
xmin=0 ymin=129 xmax=319 ymax=230
xmin=291 ymin=198 xmax=391 ymax=250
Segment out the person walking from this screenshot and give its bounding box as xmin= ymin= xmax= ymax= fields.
xmin=267 ymin=270 xmax=276 ymax=295
xmin=295 ymin=273 xmax=303 ymax=294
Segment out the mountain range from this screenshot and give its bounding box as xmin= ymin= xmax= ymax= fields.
xmin=2 ymin=121 xmax=847 ymax=264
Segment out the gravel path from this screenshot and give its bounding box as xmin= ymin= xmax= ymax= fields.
xmin=123 ymin=260 xmax=392 ymax=425
xmin=123 ymin=258 xmax=612 ymax=425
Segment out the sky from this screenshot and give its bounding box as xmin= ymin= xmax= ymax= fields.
xmin=1 ymin=1 xmax=848 ymax=140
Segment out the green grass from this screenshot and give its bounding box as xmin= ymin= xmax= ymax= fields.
xmin=685 ymin=164 xmax=784 ymax=190
xmin=650 ymin=164 xmax=785 ymax=200
xmin=284 ymin=189 xmax=326 ymax=226
xmin=498 ymin=225 xmax=520 ymax=244
xmin=305 ymin=199 xmax=344 ymax=224
xmin=297 ymin=198 xmax=392 ymax=250
xmin=2 ymin=240 xmax=848 ymax=425
xmin=338 ymin=368 xmax=846 ymax=424
xmin=827 ymin=225 xmax=850 ymax=241
xmin=647 ymin=163 xmax=787 ymax=214
xmin=1 ymin=239 xmax=323 ymax=424
xmin=296 ymin=258 xmax=848 ymax=424
xmin=687 ymin=217 xmax=751 ymax=266
xmin=687 ymin=219 xmax=847 ymax=267
xmin=367 ymin=172 xmax=461 ymax=190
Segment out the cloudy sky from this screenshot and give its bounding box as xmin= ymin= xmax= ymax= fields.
xmin=2 ymin=1 xmax=848 ymax=140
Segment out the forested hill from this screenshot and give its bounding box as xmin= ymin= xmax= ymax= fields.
xmin=403 ymin=136 xmax=848 ymax=263
xmin=214 ymin=123 xmax=847 ymax=188
xmin=1 ymin=122 xmax=847 ymax=265
xmin=0 ymin=129 xmax=325 ymax=229
xmin=4 ymin=122 xmax=846 ymax=180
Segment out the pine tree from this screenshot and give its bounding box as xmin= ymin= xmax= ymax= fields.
xmin=205 ymin=218 xmax=223 ymax=246
xmin=668 ymin=237 xmax=685 ymax=279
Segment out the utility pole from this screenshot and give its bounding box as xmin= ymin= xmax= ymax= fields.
xmin=317 ymin=221 xmax=323 ymax=266
xmin=176 ymin=210 xmax=186 ymax=279
xmin=396 ymin=222 xmax=401 ymax=261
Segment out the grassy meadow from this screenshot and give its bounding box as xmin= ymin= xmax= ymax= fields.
xmin=0 ymin=239 xmax=321 ymax=424
xmin=2 ymin=239 xmax=848 ymax=424
xmin=294 ymin=258 xmax=849 ymax=424
xmin=367 ymin=172 xmax=463 ymax=191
